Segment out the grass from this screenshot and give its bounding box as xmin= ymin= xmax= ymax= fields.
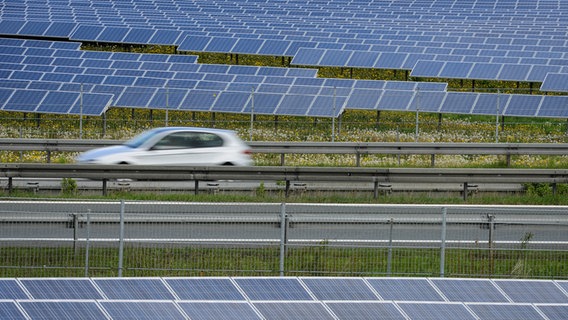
xmin=1 ymin=246 xmax=566 ymax=279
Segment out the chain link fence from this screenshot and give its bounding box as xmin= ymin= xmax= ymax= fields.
xmin=1 ymin=200 xmax=567 ymax=279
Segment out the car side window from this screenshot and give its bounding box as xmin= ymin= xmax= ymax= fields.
xmin=153 ymin=132 xmax=224 ymax=150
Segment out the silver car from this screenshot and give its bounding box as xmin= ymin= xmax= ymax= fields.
xmin=76 ymin=127 xmax=253 ymax=166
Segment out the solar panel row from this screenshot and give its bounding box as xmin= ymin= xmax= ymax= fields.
xmin=1 ymin=277 xmax=567 ymax=319
xmin=3 ymin=0 xmax=568 ymax=88
xmin=0 ymin=38 xmax=451 ymax=117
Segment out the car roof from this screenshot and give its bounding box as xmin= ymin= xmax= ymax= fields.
xmin=148 ymin=127 xmax=235 ymax=135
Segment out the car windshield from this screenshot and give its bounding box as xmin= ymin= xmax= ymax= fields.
xmin=123 ymin=130 xmax=159 ymax=148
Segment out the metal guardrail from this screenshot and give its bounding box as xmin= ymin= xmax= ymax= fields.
xmin=1 ymin=139 xmax=567 ymax=166
xmin=1 ymin=163 xmax=567 ymax=199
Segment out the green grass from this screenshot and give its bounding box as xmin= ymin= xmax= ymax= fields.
xmin=2 ymin=246 xmax=566 ymax=279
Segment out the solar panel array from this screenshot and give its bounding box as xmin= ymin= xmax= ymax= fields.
xmin=0 ymin=38 xmax=453 ymax=117
xmin=1 ymin=277 xmax=567 ymax=319
xmin=2 ymin=0 xmax=568 ymax=91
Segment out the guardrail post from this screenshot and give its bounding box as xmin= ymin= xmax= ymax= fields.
xmin=279 ymin=203 xmax=288 ymax=277
xmin=194 ymin=180 xmax=199 ymax=195
xmin=46 ymin=150 xmax=51 ymax=163
xmin=285 ymin=180 xmax=290 ymax=198
xmin=373 ymin=179 xmax=379 ymax=199
xmin=431 ymin=154 xmax=435 ymax=167
xmin=463 ymin=182 xmax=468 ymax=201
xmin=440 ymin=207 xmax=447 ymax=277
xmin=356 ymin=153 xmax=361 ymax=167
xmin=8 ymin=177 xmax=13 ymax=194
xmin=118 ymin=200 xmax=125 ymax=277
xmin=280 ymin=153 xmax=285 ymax=166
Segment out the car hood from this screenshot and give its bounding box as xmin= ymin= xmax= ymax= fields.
xmin=76 ymin=145 xmax=134 ymax=162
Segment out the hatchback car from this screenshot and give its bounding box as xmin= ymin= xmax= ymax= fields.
xmin=76 ymin=127 xmax=253 ymax=166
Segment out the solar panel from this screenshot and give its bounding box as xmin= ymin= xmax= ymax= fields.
xmin=538 ymin=96 xmax=568 ymax=118
xmin=93 ymin=278 xmax=176 ymax=300
xmin=301 ymin=278 xmax=379 ymax=301
xmin=494 ymin=280 xmax=568 ymax=303
xmin=234 ymin=278 xmax=313 ymax=301
xmin=326 ymin=302 xmax=405 ymax=320
xmin=537 ymin=305 xmax=568 ymax=320
xmin=467 ymin=303 xmax=545 ymax=320
xmin=540 ymin=73 xmax=568 ymax=92
xmin=431 ymin=279 xmax=508 ymax=303
xmin=0 ymin=301 xmax=26 ymax=320
xmin=19 ymin=279 xmax=104 ymax=300
xmin=178 ymin=302 xmax=261 ymax=320
xmin=164 ymin=278 xmax=245 ymax=301
xmin=253 ymin=302 xmax=335 ymax=320
xmin=503 ymin=94 xmax=542 ymax=117
xmin=0 ymin=279 xmax=28 ymax=299
xmin=366 ymin=278 xmax=445 ymax=301
xmin=397 ymin=302 xmax=477 ymax=320
xmin=19 ymin=301 xmax=107 ymax=320
xmin=99 ymin=301 xmax=186 ymax=320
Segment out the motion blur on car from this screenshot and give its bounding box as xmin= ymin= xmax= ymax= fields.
xmin=76 ymin=127 xmax=253 ymax=166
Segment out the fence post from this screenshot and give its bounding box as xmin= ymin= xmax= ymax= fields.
xmin=488 ymin=214 xmax=495 ymax=276
xmin=85 ymin=210 xmax=91 ymax=277
xmin=72 ymin=213 xmax=79 ymax=255
xmin=118 ymin=200 xmax=125 ymax=277
xmin=279 ymin=203 xmax=288 ymax=277
xmin=387 ymin=218 xmax=394 ymax=276
xmin=440 ymin=207 xmax=447 ymax=277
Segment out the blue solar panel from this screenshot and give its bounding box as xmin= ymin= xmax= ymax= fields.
xmin=70 ymin=25 xmax=104 ymax=41
xmin=377 ymin=90 xmax=415 ymax=111
xmin=100 ymin=301 xmax=186 ymax=320
xmin=504 ymin=94 xmax=542 ymax=116
xmin=439 ymin=62 xmax=474 ymax=78
xmin=538 ymin=96 xmax=568 ymax=118
xmin=44 ymin=22 xmax=77 ymax=38
xmin=244 ymin=93 xmax=282 ymax=114
xmin=178 ymin=302 xmax=261 ymax=320
xmin=326 ymin=302 xmax=405 ymax=320
xmin=180 ymin=90 xmax=217 ymax=111
xmin=411 ymin=60 xmax=444 ymax=78
xmin=0 ymin=20 xmax=25 ymax=35
xmin=0 ymin=279 xmax=28 ymax=299
xmin=235 ymin=278 xmax=313 ymax=301
xmin=165 ymin=278 xmax=245 ymax=301
xmin=3 ymin=89 xmax=46 ymax=112
xmin=93 ymin=278 xmax=176 ymax=300
xmin=410 ymin=91 xmax=446 ymax=112
xmin=115 ymin=87 xmax=157 ymax=108
xmin=467 ymin=63 xmax=502 ymax=80
xmin=123 ymin=28 xmax=156 ymax=44
xmin=254 ymin=302 xmax=335 ymax=319
xmin=20 ymin=279 xmax=104 ymax=300
xmin=498 ymin=64 xmax=531 ymax=81
xmin=467 ymin=304 xmax=545 ymax=320
xmin=36 ymin=91 xmax=79 ymax=113
xmin=494 ymin=280 xmax=568 ymax=303
xmin=431 ymin=279 xmax=508 ymax=303
xmin=345 ymin=89 xmax=382 ymax=110
xmin=471 ymin=93 xmax=509 ymax=115
xmin=19 ymin=21 xmax=51 ymax=36
xmin=276 ymin=94 xmax=315 ymax=116
xmin=70 ymin=92 xmax=113 ymax=115
xmin=301 ymin=278 xmax=379 ymax=301
xmin=440 ymin=92 xmax=479 ymax=114
xmin=398 ymin=302 xmax=477 ymax=320
xmin=309 ymin=95 xmax=347 ymax=117
xmin=540 ymin=73 xmax=568 ymax=92
xmin=0 ymin=301 xmax=26 ymax=320
xmin=319 ymin=50 xmax=352 ymax=67
xmin=537 ymin=305 xmax=568 ymax=320
xmin=375 ymin=52 xmax=408 ymax=69
xmin=19 ymin=301 xmax=107 ymax=320
xmin=291 ymin=48 xmax=324 ymax=65
xmin=367 ymin=278 xmax=445 ymax=301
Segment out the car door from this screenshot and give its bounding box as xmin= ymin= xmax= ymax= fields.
xmin=136 ymin=131 xmax=225 ymax=165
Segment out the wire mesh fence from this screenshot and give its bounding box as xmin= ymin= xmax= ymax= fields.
xmin=1 ymin=200 xmax=567 ymax=279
